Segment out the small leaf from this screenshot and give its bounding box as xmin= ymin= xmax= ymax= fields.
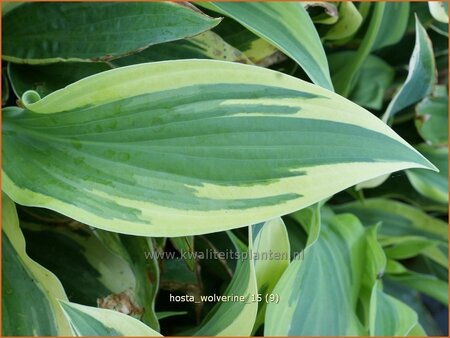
xmin=334 ymin=198 xmax=448 ymax=243
xmin=304 ymin=2 xmax=338 ymax=25
xmin=387 ymin=270 xmax=448 ymax=306
xmin=212 ymin=18 xmax=282 ymax=67
xmin=382 ymin=236 xmax=439 ymax=260
xmin=428 ymin=2 xmax=449 ymax=23
xmin=330 ymin=52 xmax=394 ymax=110
xmin=333 ymin=2 xmax=408 ymax=96
xmin=321 ymin=2 xmax=362 ymax=41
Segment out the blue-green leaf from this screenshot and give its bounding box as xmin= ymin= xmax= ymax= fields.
xmin=203 ymin=2 xmax=333 ymax=90
xmin=3 ymin=2 xmax=220 ymax=64
xmin=3 ymin=60 xmax=435 ymax=236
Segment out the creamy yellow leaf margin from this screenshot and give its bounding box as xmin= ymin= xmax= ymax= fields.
xmin=3 ymin=60 xmax=436 ymax=236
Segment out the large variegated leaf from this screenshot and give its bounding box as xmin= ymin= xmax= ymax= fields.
xmin=3 ymin=60 xmax=435 ymax=236
xmin=59 ymin=301 xmax=161 ymax=336
xmin=3 ymin=2 xmax=220 ymax=64
xmin=202 ymin=2 xmax=333 ymax=90
xmin=2 ymin=194 xmax=72 ymax=336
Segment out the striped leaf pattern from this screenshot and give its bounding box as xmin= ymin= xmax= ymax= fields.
xmin=3 ymin=60 xmax=435 ymax=236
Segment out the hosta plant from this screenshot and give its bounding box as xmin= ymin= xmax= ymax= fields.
xmin=2 ymin=1 xmax=448 ymax=337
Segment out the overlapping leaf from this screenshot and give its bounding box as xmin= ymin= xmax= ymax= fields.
xmin=382 ymin=17 xmax=436 ymax=122
xmin=3 ymin=2 xmax=220 ymax=64
xmin=371 ymin=2 xmax=410 ymax=51
xmin=387 ymin=270 xmax=448 ymax=306
xmin=113 ymin=31 xmax=251 ymax=67
xmin=428 ymin=2 xmax=449 ymax=23
xmin=265 ymin=209 xmax=366 ymax=335
xmin=8 ymin=62 xmax=112 ymax=98
xmin=363 ymin=227 xmax=420 ymax=336
xmin=251 ymin=218 xmax=290 ymax=332
xmin=334 ymin=198 xmax=448 ymax=243
xmin=330 ymin=52 xmax=394 ymax=110
xmin=202 ymin=2 xmax=333 ymax=90
xmin=2 ymin=194 xmax=72 ymax=336
xmin=90 ymin=230 xmax=161 ymax=330
xmin=266 ymin=206 xmax=424 ymax=336
xmin=415 ymin=93 xmax=448 ymax=145
xmin=332 ymin=2 xmax=385 ymax=96
xmin=321 ymin=2 xmax=362 ymax=41
xmin=194 ymin=232 xmax=257 ymax=336
xmin=406 ymin=144 xmax=448 ymax=204
xmin=370 ymin=282 xmax=420 ymax=336
xmin=21 ymin=221 xmax=135 ymax=308
xmin=334 ymin=197 xmax=448 ymax=270
xmin=211 ymin=18 xmax=282 ymax=67
xmin=3 ymin=60 xmax=435 ymax=236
